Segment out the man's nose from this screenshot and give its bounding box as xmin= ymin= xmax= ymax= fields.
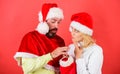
xmin=54 ymin=23 xmax=58 ymax=28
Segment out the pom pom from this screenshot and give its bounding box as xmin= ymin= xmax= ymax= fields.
xmin=35 ymin=22 xmax=49 ymax=34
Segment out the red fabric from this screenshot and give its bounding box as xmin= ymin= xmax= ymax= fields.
xmin=42 ymin=3 xmax=58 ymax=21
xmin=60 ymin=61 xmax=77 ymax=74
xmin=71 ymin=12 xmax=93 ymax=29
xmin=18 ymin=30 xmax=65 ymax=67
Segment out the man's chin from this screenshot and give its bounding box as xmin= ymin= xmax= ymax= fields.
xmin=51 ymin=30 xmax=57 ymax=34
xmin=46 ymin=32 xmax=56 ymax=38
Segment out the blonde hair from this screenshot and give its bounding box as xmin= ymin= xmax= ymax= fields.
xmin=81 ymin=33 xmax=95 ymax=48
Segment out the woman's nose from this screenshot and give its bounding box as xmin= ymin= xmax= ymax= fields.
xmin=71 ymin=31 xmax=75 ymax=36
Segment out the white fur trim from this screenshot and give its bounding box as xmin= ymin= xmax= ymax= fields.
xmin=35 ymin=22 xmax=49 ymax=34
xmin=69 ymin=21 xmax=93 ymax=36
xmin=46 ymin=7 xmax=64 ymax=20
xmin=14 ymin=52 xmax=39 ymax=66
xmin=59 ymin=56 xmax=74 ymax=67
xmin=38 ymin=11 xmax=43 ymax=22
xmin=14 ymin=52 xmax=38 ymax=59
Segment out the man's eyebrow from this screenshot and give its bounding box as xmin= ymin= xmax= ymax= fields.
xmin=52 ymin=19 xmax=57 ymax=21
xmin=51 ymin=18 xmax=62 ymax=21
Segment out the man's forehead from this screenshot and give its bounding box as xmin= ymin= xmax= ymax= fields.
xmin=50 ymin=17 xmax=62 ymax=21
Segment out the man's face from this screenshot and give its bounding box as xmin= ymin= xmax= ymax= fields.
xmin=46 ymin=17 xmax=62 ymax=38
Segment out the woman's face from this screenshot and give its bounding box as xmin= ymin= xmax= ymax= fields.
xmin=71 ymin=27 xmax=83 ymax=42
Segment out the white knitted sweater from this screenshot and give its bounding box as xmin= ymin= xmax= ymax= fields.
xmin=68 ymin=43 xmax=103 ymax=74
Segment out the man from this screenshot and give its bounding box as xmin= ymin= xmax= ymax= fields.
xmin=14 ymin=3 xmax=68 ymax=74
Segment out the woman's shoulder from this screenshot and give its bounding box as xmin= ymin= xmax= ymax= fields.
xmin=90 ymin=43 xmax=103 ymax=53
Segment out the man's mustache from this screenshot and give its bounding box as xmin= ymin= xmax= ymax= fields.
xmin=49 ymin=28 xmax=58 ymax=31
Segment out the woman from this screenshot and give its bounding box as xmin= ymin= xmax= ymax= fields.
xmin=60 ymin=12 xmax=103 ymax=74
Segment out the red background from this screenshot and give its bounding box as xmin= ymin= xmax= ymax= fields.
xmin=0 ymin=0 xmax=120 ymax=74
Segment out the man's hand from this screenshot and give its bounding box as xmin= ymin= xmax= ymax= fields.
xmin=50 ymin=47 xmax=69 ymax=59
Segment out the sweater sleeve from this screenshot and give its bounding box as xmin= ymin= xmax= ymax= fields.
xmin=22 ymin=53 xmax=53 ymax=74
xmin=76 ymin=47 xmax=103 ymax=74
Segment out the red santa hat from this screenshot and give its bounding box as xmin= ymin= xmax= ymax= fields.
xmin=69 ymin=12 xmax=93 ymax=36
xmin=36 ymin=3 xmax=64 ymax=34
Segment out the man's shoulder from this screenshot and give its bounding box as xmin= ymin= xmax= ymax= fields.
xmin=22 ymin=31 xmax=40 ymax=39
xmin=55 ymin=35 xmax=65 ymax=46
xmin=55 ymin=35 xmax=64 ymax=40
xmin=24 ymin=30 xmax=43 ymax=37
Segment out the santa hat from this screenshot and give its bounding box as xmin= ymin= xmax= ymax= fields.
xmin=69 ymin=12 xmax=93 ymax=36
xmin=36 ymin=3 xmax=64 ymax=34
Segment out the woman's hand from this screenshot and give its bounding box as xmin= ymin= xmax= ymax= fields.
xmin=72 ymin=38 xmax=83 ymax=59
